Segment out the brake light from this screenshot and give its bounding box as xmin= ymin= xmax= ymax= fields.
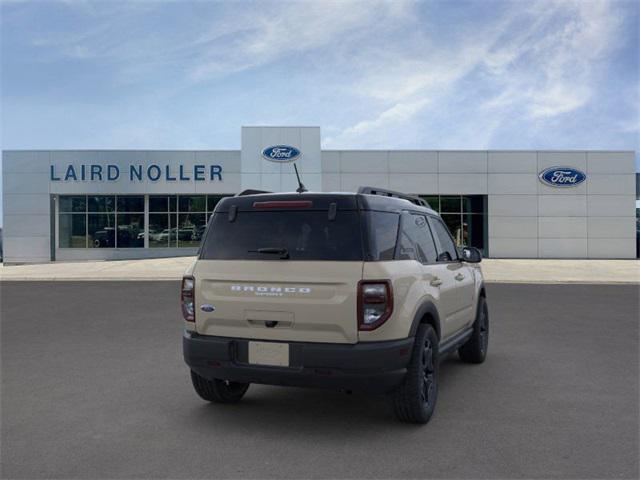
xmin=253 ymin=200 xmax=313 ymax=209
xmin=358 ymin=280 xmax=393 ymax=331
xmin=181 ymin=276 xmax=195 ymax=322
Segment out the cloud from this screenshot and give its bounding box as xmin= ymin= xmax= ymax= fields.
xmin=326 ymin=0 xmax=629 ymax=147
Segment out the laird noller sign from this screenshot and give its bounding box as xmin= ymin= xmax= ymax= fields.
xmin=50 ymin=163 xmax=223 ymax=182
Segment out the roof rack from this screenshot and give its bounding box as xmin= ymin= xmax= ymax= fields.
xmin=357 ymin=186 xmax=430 ymax=208
xmin=236 ymin=189 xmax=272 ymax=196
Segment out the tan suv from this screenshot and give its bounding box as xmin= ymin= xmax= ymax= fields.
xmin=182 ymin=187 xmax=488 ymax=423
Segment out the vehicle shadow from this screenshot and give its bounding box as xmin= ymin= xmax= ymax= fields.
xmin=180 ymin=353 xmax=472 ymax=435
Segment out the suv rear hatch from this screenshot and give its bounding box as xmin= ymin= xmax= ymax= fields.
xmin=193 ymin=195 xmax=363 ymax=344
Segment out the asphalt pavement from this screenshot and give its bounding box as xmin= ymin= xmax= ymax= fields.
xmin=1 ymin=282 xmax=638 ymax=479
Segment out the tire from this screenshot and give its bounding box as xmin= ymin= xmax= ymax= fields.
xmin=190 ymin=370 xmax=250 ymax=404
xmin=458 ymin=296 xmax=489 ymax=364
xmin=389 ymin=324 xmax=439 ymax=424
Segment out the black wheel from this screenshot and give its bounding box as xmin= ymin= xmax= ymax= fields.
xmin=458 ymin=296 xmax=489 ymax=364
xmin=190 ymin=370 xmax=249 ymax=404
xmin=389 ymin=324 xmax=438 ymax=424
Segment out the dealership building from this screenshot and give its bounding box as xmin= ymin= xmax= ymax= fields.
xmin=1 ymin=126 xmax=637 ymax=263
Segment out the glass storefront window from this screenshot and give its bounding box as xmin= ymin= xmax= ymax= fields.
xmin=59 ymin=196 xmax=86 ymax=213
xmin=462 ymin=195 xmax=485 ymax=213
xmin=116 ymin=213 xmax=145 ymax=248
xmin=88 ymin=196 xmax=115 ymax=212
xmin=149 ymin=213 xmax=171 ymax=248
xmin=88 ymin=213 xmax=115 ymax=248
xmin=59 ymin=194 xmax=233 ymax=250
xmin=59 ymin=214 xmax=86 ymax=247
xmin=440 ymin=196 xmax=461 ymax=213
xmin=178 ymin=195 xmax=206 ymax=213
xmin=419 ymin=195 xmax=487 ymax=256
xmin=207 ymin=195 xmax=231 ymax=213
xmin=177 ymin=213 xmax=206 ymax=247
xmin=117 ymin=195 xmax=144 ymax=212
xmin=149 ymin=195 xmax=168 ymax=212
xmin=441 ymin=214 xmax=463 ymax=246
xmin=421 ymin=196 xmax=439 ymax=211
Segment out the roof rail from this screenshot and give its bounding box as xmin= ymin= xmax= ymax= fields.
xmin=357 ymin=186 xmax=430 ymax=208
xmin=236 ymin=189 xmax=272 ymax=196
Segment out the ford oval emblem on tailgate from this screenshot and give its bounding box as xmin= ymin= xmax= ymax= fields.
xmin=200 ymin=304 xmax=215 ymax=312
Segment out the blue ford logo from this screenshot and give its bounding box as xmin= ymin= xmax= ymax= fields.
xmin=261 ymin=145 xmax=301 ymax=163
xmin=538 ymin=166 xmax=586 ymax=188
xmin=200 ymin=304 xmax=215 ymax=312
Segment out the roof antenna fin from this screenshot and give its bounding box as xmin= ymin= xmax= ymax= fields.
xmin=293 ymin=163 xmax=308 ymax=193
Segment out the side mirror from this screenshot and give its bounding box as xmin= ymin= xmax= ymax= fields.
xmin=461 ymin=246 xmax=482 ymax=263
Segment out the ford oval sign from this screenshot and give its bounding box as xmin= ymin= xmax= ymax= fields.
xmin=538 ymin=166 xmax=586 ymax=188
xmin=261 ymin=145 xmax=301 ymax=163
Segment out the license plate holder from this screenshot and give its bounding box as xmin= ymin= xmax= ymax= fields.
xmin=248 ymin=341 xmax=289 ymax=367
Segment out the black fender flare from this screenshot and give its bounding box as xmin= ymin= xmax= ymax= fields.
xmin=409 ymin=301 xmax=442 ymax=340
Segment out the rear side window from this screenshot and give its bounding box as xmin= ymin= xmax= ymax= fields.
xmin=397 ymin=213 xmax=438 ymax=263
xmin=200 ymin=211 xmax=363 ymax=261
xmin=365 ymin=211 xmax=399 ymax=261
xmin=429 ymin=217 xmax=458 ymax=261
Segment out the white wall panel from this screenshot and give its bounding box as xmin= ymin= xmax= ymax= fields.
xmin=3 ymin=194 xmax=50 ymax=215
xmin=4 ymin=172 xmax=51 ymax=194
xmin=340 ymin=173 xmax=389 ymax=192
xmin=489 ymin=217 xmax=538 ymax=238
xmin=3 ymin=214 xmax=50 ymax=237
xmin=321 ymin=152 xmax=340 ymax=173
xmin=488 ymin=151 xmax=537 ymax=173
xmin=389 ymin=174 xmax=438 ymax=195
xmin=538 ymin=217 xmax=587 ymax=238
xmin=438 ymin=151 xmax=487 ymax=173
xmin=340 ymin=151 xmax=388 ymax=173
xmin=389 ymin=151 xmax=438 ymax=173
xmin=438 ymin=174 xmax=487 ymax=194
xmin=3 ymin=151 xmax=50 ymax=173
xmin=587 ymin=174 xmax=635 ymax=195
xmin=489 ymin=195 xmax=538 ymax=217
xmin=587 ymin=238 xmax=636 ymax=259
xmin=538 ymin=195 xmax=587 ymax=217
xmin=195 ymin=151 xmax=241 ymax=173
xmin=538 ymin=151 xmax=587 ymax=171
xmin=489 ymin=238 xmax=538 ymax=258
xmin=587 ymin=195 xmax=636 ymax=217
xmin=488 ymin=174 xmax=538 ymax=194
xmin=587 ymin=152 xmax=635 ymax=174
xmin=3 ymin=236 xmax=50 ymax=262
xmin=322 ymin=173 xmax=341 ymax=191
xmin=538 ymin=238 xmax=588 ymax=258
xmin=588 ymin=217 xmax=636 ymax=238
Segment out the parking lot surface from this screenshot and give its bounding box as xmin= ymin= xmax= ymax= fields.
xmin=1 ymin=282 xmax=638 ymax=479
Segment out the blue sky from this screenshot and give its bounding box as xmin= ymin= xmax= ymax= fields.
xmin=1 ymin=0 xmax=639 ymax=223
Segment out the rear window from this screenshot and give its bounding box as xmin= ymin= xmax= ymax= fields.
xmin=200 ymin=211 xmax=363 ymax=261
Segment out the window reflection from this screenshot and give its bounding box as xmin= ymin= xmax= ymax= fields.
xmin=58 ymin=194 xmax=232 ymax=249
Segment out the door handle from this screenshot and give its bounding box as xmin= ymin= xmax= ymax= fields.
xmin=430 ymin=277 xmax=443 ymax=287
xmin=455 ymin=273 xmax=465 ymax=281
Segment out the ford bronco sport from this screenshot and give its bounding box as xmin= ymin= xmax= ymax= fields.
xmin=182 ymin=187 xmax=488 ymax=423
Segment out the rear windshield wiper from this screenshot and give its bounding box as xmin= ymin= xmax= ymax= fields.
xmin=248 ymin=247 xmax=290 ymax=259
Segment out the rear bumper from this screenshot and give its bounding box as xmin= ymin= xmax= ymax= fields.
xmin=183 ymin=331 xmax=414 ymax=393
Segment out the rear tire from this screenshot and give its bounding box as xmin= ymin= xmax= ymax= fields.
xmin=389 ymin=324 xmax=438 ymax=424
xmin=458 ymin=296 xmax=489 ymax=364
xmin=190 ymin=370 xmax=249 ymax=404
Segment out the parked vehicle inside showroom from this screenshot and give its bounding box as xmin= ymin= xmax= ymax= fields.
xmin=182 ymin=187 xmax=488 ymax=424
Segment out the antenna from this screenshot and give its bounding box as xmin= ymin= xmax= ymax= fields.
xmin=293 ymin=163 xmax=308 ymax=193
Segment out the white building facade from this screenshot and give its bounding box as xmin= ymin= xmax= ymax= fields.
xmin=2 ymin=126 xmax=637 ymax=263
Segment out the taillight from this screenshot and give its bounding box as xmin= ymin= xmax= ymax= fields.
xmin=358 ymin=280 xmax=393 ymax=331
xmin=181 ymin=276 xmax=195 ymax=322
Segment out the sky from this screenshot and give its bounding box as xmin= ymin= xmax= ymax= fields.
xmin=1 ymin=0 xmax=639 ymax=223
